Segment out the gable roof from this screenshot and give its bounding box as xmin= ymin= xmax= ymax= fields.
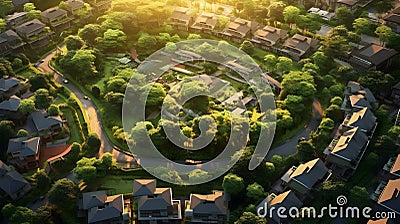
xmin=254 ymin=26 xmax=288 ymax=44
xmin=345 ymin=107 xmax=376 ymax=132
xmin=347 ymin=81 xmax=377 ymax=107
xmin=0 ymin=77 xmax=20 ymax=92
xmin=0 ymin=30 xmax=21 ymax=45
xmin=189 ymin=191 xmax=227 ymax=215
xmin=137 ymin=187 xmax=173 ymax=211
xmin=0 ymin=170 xmax=30 ymax=198
xmin=0 ymin=160 xmax=11 ymax=176
xmin=82 ymin=191 xmax=107 ymax=210
xmin=225 ymin=18 xmax=258 ymax=37
xmin=41 ymin=7 xmax=68 ymax=19
xmin=331 ymin=127 xmax=368 ymax=161
xmin=169 ymin=6 xmax=191 ymax=22
xmin=65 ymin=0 xmax=85 ymax=10
xmin=288 ymin=158 xmax=329 ymax=189
xmin=133 ymin=179 xmax=156 ymax=196
xmin=5 ymin=12 xmax=28 ymax=22
xmin=390 ymin=154 xmax=400 ymax=176
xmin=284 ymin=34 xmax=319 ymax=54
xmin=0 ymin=95 xmax=21 ymax=112
xmin=351 ymin=44 xmax=398 ymax=67
xmin=31 ymin=110 xmax=62 ymax=132
xmin=192 ymin=12 xmax=218 ymax=28
xmin=87 ymin=194 xmax=124 ymax=223
xmin=15 ymin=19 xmax=45 ymax=35
xmin=378 ymin=178 xmax=400 ymax=214
xmin=7 ymin=137 xmax=40 ymax=157
xmin=383 ymin=6 xmax=400 ymax=24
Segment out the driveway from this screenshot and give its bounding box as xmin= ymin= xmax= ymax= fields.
xmin=38 ymin=48 xmax=138 ymax=168
xmin=266 ymin=99 xmax=323 ymax=160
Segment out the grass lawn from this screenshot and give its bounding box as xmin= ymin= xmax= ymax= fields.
xmin=94 ymin=61 xmax=114 ymax=92
xmin=58 ymin=100 xmax=85 ymax=144
xmin=16 ymin=65 xmax=40 ymax=79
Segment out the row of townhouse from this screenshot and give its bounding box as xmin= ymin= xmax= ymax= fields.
xmin=0 ymin=0 xmax=111 ymax=56
xmin=77 ymin=179 xmax=229 ymax=224
xmin=254 ymin=81 xmax=380 ymax=223
xmin=167 ymin=7 xmax=320 ymax=61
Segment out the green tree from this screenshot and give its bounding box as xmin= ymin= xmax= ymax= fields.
xmin=283 ymin=6 xmax=300 ymax=27
xmin=263 ymin=54 xmax=277 ymax=72
xmin=70 ymin=49 xmax=98 ymax=81
xmin=96 ymin=29 xmax=127 ymax=52
xmin=187 ymin=33 xmax=201 ymax=40
xmin=99 ymin=152 xmax=115 ymax=171
xmin=268 ymin=1 xmax=286 ymax=23
xmin=84 ymin=133 xmax=101 ymax=155
xmin=141 ymin=83 xmax=166 ymax=107
xmin=276 ymin=56 xmax=293 ymax=74
xmin=92 ymin=85 xmax=101 ymax=98
xmin=74 ymin=157 xmax=99 ymax=181
xmin=0 ymin=18 xmax=6 ymax=33
xmin=65 ymin=35 xmax=85 ymax=50
xmin=0 ymin=0 xmax=14 ymax=18
xmin=349 ymin=186 xmax=370 ymax=207
xmin=137 ymin=32 xmax=157 ymax=48
xmin=11 ymin=58 xmax=23 ymax=70
xmin=29 ymin=75 xmax=49 ymax=92
xmin=189 ymin=169 xmax=210 ymax=183
xmin=48 ymin=178 xmax=78 ymax=210
xmin=0 ymin=120 xmax=15 ymax=151
xmin=325 ymin=104 xmax=342 ymax=122
xmin=296 ymin=140 xmax=316 ymax=162
xmin=375 ymin=25 xmax=393 ymax=45
xmin=19 ymin=99 xmax=35 ymax=115
xmin=48 ymin=104 xmax=60 ymax=116
xmin=235 ymin=212 xmax=266 ymax=224
xmin=239 ymin=40 xmax=254 ymax=54
xmin=32 ymin=169 xmax=51 ymax=190
xmin=246 ymin=182 xmax=265 ymax=200
xmin=16 ymin=129 xmax=29 ymax=137
xmin=34 ymin=88 xmax=53 ymax=109
xmin=353 ymin=18 xmax=376 ymax=35
xmin=68 ymin=142 xmax=81 ymax=162
xmin=78 ymin=24 xmax=102 ymax=46
xmin=222 ymin=173 xmax=245 ymax=195
xmin=335 ymin=7 xmax=354 ymax=28
xmin=285 ymin=95 xmax=305 ymax=115
xmin=375 ymin=0 xmax=394 ymax=13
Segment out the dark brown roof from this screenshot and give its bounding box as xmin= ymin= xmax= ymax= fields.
xmin=283 ymin=34 xmax=319 ymax=54
xmin=351 ymin=44 xmax=398 ymax=66
xmin=15 ymin=19 xmax=45 ymax=35
xmin=41 ymin=7 xmax=68 ymax=19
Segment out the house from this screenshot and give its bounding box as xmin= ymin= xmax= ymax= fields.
xmin=7 ymin=137 xmax=41 ymax=171
xmin=341 ymin=107 xmax=377 ymax=134
xmin=0 ymin=160 xmax=32 ymax=200
xmin=133 ymin=179 xmax=182 ymax=223
xmin=11 ymin=0 xmax=28 ymax=7
xmin=31 ymin=109 xmax=63 ymax=138
xmin=185 ymin=190 xmax=229 ymax=223
xmin=376 ymin=178 xmax=400 ymax=215
xmin=383 ymin=6 xmax=400 ymax=33
xmin=0 ymin=30 xmax=25 ymax=57
xmin=64 ymin=0 xmax=89 ymax=17
xmin=280 ymin=158 xmax=331 ymax=195
xmin=307 ymin=7 xmax=334 ymax=21
xmin=5 ymin=12 xmax=29 ymax=28
xmin=282 ymin=34 xmax=319 ymax=60
xmin=78 ymin=191 xmax=128 ymax=224
xmin=191 ymin=12 xmax=218 ymax=33
xmin=341 ymin=81 xmax=378 ymax=112
xmin=0 ymin=95 xmax=21 ymax=113
xmin=174 ymin=49 xmax=205 ymax=62
xmin=383 ymin=154 xmax=400 ymax=179
xmin=0 ymin=76 xmax=26 ymax=100
xmin=257 ymin=190 xmax=303 ymax=224
xmin=335 ymin=0 xmax=359 ymax=12
xmin=168 ymin=7 xmax=192 ymax=31
xmin=219 ymin=18 xmax=259 ymax=42
xmin=349 ymin=44 xmax=398 ymax=72
xmin=15 ymin=19 xmax=51 ymax=46
xmin=41 ymin=7 xmax=72 ymax=30
xmin=325 ymin=127 xmax=369 ymax=179
xmin=250 ymin=25 xmax=288 ymax=49
xmin=83 ymin=0 xmax=111 ymax=12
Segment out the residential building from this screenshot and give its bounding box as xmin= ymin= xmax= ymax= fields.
xmin=133 ymin=179 xmax=182 ymax=223
xmin=376 ymin=178 xmax=400 ymax=215
xmin=191 ymin=12 xmax=218 ymax=33
xmin=0 ymin=30 xmax=25 ymax=57
xmin=5 ymin=12 xmax=29 ymax=28
xmin=257 ymin=190 xmax=303 ymax=224
xmin=15 ymin=19 xmax=51 ymax=46
xmin=185 ymin=190 xmax=229 ymax=223
xmin=84 ymin=0 xmax=111 ymax=12
xmin=341 ymin=107 xmax=377 ymax=134
xmin=219 ymin=18 xmax=259 ymax=42
xmin=383 ymin=6 xmax=400 ymax=33
xmin=349 ymin=44 xmax=398 ymax=72
xmin=31 ymin=109 xmax=63 ymax=138
xmin=383 ymin=154 xmax=400 ymax=179
xmin=307 ymin=7 xmax=334 ymax=21
xmin=250 ymin=25 xmax=288 ymax=50
xmin=168 ymin=6 xmax=192 ymax=31
xmin=0 ymin=95 xmax=23 ymax=121
xmin=341 ymin=81 xmax=378 ymax=112
xmin=325 ymin=127 xmax=369 ymax=179
xmin=65 ymin=0 xmax=87 ymax=16
xmin=78 ymin=191 xmax=128 ymax=224
xmin=280 ymin=158 xmax=331 ymax=195
xmin=41 ymin=7 xmax=72 ymax=30
xmin=335 ymin=0 xmax=359 ymax=12
xmin=282 ymin=34 xmax=319 ymax=60
xmin=0 ymin=76 xmax=26 ymax=100
xmin=7 ymin=137 xmax=41 ymax=171
xmin=0 ymin=160 xmax=32 ymax=200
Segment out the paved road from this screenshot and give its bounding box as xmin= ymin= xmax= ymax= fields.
xmin=266 ymin=99 xmax=323 ymax=160
xmin=38 ymin=49 xmax=137 ymax=168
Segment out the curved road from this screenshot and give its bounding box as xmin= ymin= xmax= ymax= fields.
xmin=38 ymin=49 xmax=137 ymax=168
